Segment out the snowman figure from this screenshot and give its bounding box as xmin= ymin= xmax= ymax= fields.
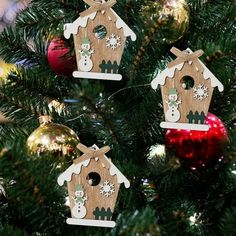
xmin=165 ymin=88 xmax=181 ymax=122
xmin=78 ymin=38 xmax=94 ymax=72
xmin=71 ymin=184 xmax=87 ymax=219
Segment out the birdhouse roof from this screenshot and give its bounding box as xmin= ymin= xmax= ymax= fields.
xmin=57 ymin=144 xmax=130 ymax=188
xmin=151 ymin=48 xmax=224 ymax=92
xmin=64 ymin=9 xmax=136 ymax=41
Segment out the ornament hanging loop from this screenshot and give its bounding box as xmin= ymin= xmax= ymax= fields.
xmin=39 ymin=115 xmax=52 ymax=125
xmin=80 ymin=0 xmax=117 ymax=21
xmin=168 ymin=47 xmax=204 ymax=73
xmin=77 ymin=143 xmax=110 ymax=157
xmin=75 ymin=143 xmax=111 ymax=169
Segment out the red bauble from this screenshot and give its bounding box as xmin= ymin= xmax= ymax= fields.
xmin=47 ymin=37 xmax=76 ymax=76
xmin=165 ymin=113 xmax=228 ymax=168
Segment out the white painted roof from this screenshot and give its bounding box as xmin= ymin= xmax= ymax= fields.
xmin=64 ymin=9 xmax=136 ymax=41
xmin=57 ymin=145 xmax=130 ymax=188
xmin=151 ymin=48 xmax=224 ymax=92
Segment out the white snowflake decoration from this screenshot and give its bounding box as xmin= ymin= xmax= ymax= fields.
xmin=193 ymin=84 xmax=208 ymax=101
xmin=99 ymin=180 xmax=115 ymax=197
xmin=106 ymin=34 xmax=121 ymax=50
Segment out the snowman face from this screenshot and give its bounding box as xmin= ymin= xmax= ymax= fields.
xmin=81 ymin=43 xmax=90 ymax=50
xmin=169 ymin=94 xmax=177 ymax=101
xmin=75 ymin=190 xmax=84 ymax=197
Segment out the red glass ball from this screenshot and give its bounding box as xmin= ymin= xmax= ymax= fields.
xmin=165 ymin=113 xmax=228 ymax=168
xmin=47 ymin=38 xmax=76 ymax=76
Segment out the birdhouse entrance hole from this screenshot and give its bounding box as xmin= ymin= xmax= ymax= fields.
xmin=93 ymin=25 xmax=107 ymax=39
xmin=181 ymin=76 xmax=194 ymax=90
xmin=86 ymin=172 xmax=101 ymax=186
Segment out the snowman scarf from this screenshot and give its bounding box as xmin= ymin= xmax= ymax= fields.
xmin=168 ymin=100 xmax=178 ymax=107
xmin=75 ymin=196 xmax=84 ymax=203
xmin=81 ymin=50 xmax=90 ymax=57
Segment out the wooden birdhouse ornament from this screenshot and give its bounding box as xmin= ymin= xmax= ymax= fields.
xmin=151 ymin=47 xmax=224 ymax=131
xmin=57 ymin=143 xmax=130 ymax=228
xmin=64 ymin=0 xmax=136 ymax=81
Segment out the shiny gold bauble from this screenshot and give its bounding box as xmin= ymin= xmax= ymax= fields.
xmin=140 ymin=0 xmax=189 ymax=43
xmin=26 ymin=116 xmax=80 ymax=158
xmin=0 ymin=59 xmax=16 ymax=83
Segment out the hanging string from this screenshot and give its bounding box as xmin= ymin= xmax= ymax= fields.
xmin=96 ymin=83 xmax=151 ymax=108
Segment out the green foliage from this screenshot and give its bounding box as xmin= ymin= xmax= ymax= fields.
xmin=0 ymin=224 xmax=27 ymax=236
xmin=0 ymin=142 xmax=68 ymax=235
xmin=109 ymin=207 xmax=160 ymax=236
xmin=220 ymin=208 xmax=236 ymax=236
xmin=0 ymin=0 xmax=235 ymax=235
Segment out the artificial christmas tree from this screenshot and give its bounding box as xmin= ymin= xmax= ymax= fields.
xmin=0 ymin=0 xmax=235 ymax=235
